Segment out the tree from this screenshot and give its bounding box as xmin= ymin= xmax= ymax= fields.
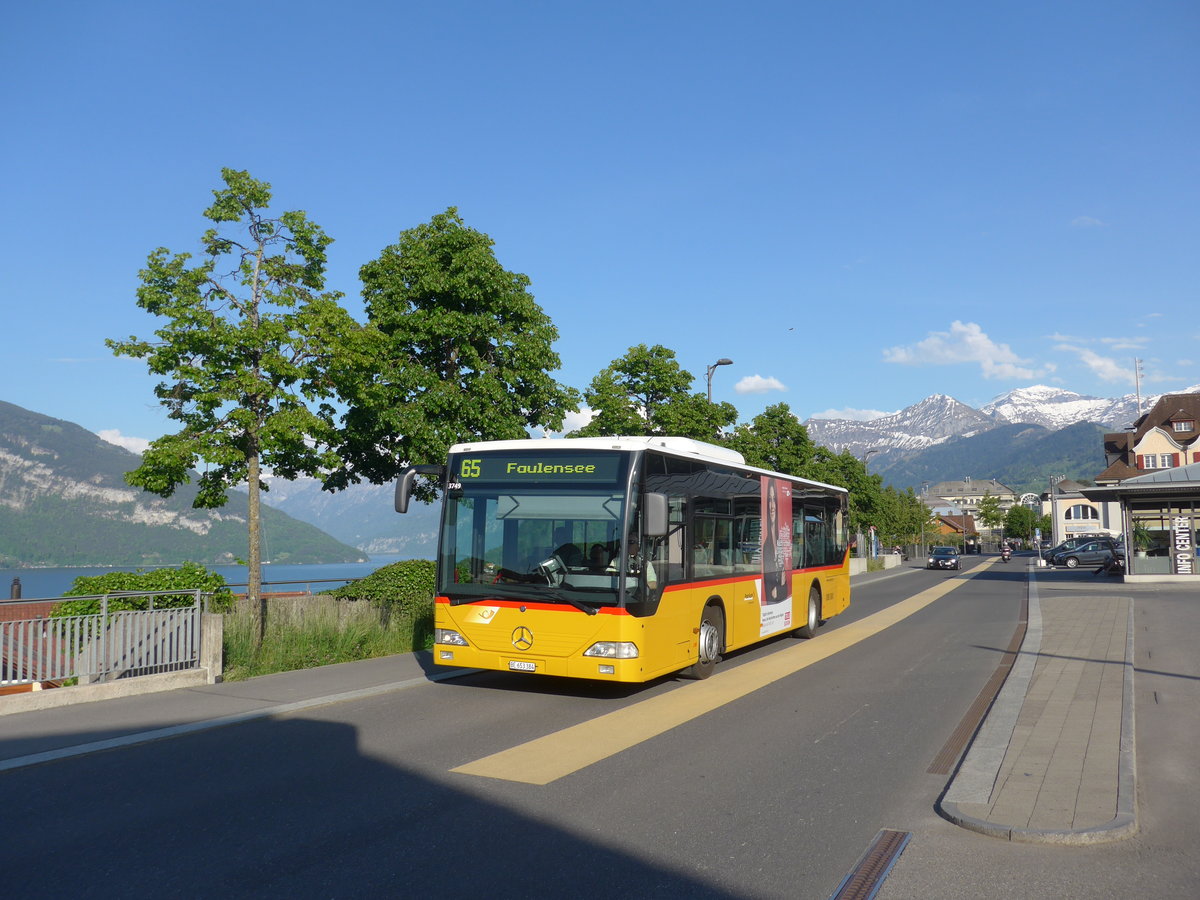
xmin=107 ymin=169 xmax=355 ymax=645
xmin=977 ymin=492 xmax=1005 ymax=533
xmin=803 ymin=447 xmax=886 ymax=537
xmin=1004 ymin=504 xmax=1040 ymax=541
xmin=331 ymin=208 xmax=578 ymax=496
xmin=875 ymin=486 xmax=934 ymax=548
xmin=571 ymin=344 xmax=737 ymax=439
xmin=725 ymin=403 xmax=817 ymax=474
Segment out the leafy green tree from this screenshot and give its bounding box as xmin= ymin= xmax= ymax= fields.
xmin=107 ymin=169 xmax=355 ymax=645
xmin=1037 ymin=512 xmax=1052 ymax=538
xmin=807 ymin=448 xmax=884 ymax=537
xmin=331 ymin=209 xmax=578 ymax=496
xmin=725 ymin=403 xmax=817 ymax=474
xmin=53 ymin=562 xmax=233 ymax=616
xmin=572 ymin=344 xmax=737 ymax=439
xmin=876 ymin=486 xmax=933 ymax=548
xmin=977 ymin=492 xmax=1005 ymax=533
xmin=1003 ymin=504 xmax=1041 ymax=541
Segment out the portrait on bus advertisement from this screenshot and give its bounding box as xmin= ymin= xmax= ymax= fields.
xmin=761 ymin=477 xmax=793 ymax=635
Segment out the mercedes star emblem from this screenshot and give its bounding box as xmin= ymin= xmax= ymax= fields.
xmin=512 ymin=626 xmax=534 ymax=651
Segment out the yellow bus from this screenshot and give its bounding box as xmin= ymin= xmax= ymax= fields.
xmin=396 ymin=436 xmax=851 ymax=682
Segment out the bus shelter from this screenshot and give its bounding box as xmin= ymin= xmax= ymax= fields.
xmin=1080 ymin=461 xmax=1200 ymax=582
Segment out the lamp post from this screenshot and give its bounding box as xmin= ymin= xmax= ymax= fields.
xmin=706 ymin=358 xmax=733 ymax=402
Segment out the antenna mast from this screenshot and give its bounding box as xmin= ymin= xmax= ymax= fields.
xmin=1134 ymin=357 xmax=1143 ymax=416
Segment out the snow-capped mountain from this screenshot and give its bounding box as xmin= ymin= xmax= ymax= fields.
xmin=983 ymin=385 xmax=1146 ymax=431
xmin=803 ymin=383 xmax=1200 ymax=461
xmin=804 ymin=394 xmax=996 ymax=456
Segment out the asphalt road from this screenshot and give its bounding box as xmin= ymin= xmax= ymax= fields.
xmin=3 ymin=559 xmax=1195 ymax=898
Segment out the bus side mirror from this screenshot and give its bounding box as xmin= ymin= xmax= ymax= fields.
xmin=395 ymin=465 xmax=444 ymax=513
xmin=642 ymin=492 xmax=668 ymax=537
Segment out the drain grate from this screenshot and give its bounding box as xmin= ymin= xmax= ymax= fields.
xmin=830 ymin=828 xmax=911 ymax=900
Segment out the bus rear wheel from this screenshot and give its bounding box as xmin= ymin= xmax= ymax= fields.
xmin=794 ymin=584 xmax=820 ymax=639
xmin=684 ymin=605 xmax=724 ymax=679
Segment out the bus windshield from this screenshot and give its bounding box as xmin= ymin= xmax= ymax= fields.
xmin=439 ymin=450 xmax=641 ymax=608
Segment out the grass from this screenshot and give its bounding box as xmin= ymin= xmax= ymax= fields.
xmin=222 ymin=609 xmax=433 ymax=682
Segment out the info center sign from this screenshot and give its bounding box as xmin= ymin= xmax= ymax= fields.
xmin=1171 ymin=515 xmax=1195 ymax=576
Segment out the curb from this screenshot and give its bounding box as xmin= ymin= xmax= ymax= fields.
xmin=0 ymin=669 xmax=213 ymax=717
xmin=937 ymin=590 xmax=1138 ymax=844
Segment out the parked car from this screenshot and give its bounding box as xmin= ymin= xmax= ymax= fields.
xmin=1050 ymin=537 xmax=1123 ymax=569
xmin=1041 ymin=534 xmax=1112 ymax=560
xmin=927 ymin=546 xmax=960 ymax=570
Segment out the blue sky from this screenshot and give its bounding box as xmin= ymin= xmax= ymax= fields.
xmin=3 ymin=1 xmax=1196 ymax=452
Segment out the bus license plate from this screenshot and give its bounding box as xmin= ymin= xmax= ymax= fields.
xmin=508 ymin=660 xmax=537 ymax=672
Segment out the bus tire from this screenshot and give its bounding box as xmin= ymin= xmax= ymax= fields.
xmin=794 ymin=584 xmax=820 ymax=639
xmin=684 ymin=604 xmax=724 ymax=680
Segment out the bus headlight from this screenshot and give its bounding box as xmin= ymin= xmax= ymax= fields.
xmin=583 ymin=641 xmax=639 ymax=659
xmin=435 ymin=628 xmax=469 ymax=646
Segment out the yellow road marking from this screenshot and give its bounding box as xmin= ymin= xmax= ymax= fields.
xmin=452 ymin=560 xmax=996 ymax=785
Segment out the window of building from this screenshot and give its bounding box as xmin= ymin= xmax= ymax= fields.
xmin=1065 ymin=504 xmax=1099 ymax=520
xmin=1172 ymin=420 xmax=1194 ymax=433
xmin=1161 ymin=454 xmax=1177 ymax=468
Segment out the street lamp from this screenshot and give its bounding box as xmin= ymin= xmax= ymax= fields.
xmin=706 ymin=358 xmax=733 ymax=402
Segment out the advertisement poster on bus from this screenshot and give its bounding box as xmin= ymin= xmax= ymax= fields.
xmin=760 ymin=477 xmax=793 ymax=636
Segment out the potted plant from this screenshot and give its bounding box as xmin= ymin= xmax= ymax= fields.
xmin=1132 ymin=522 xmax=1153 ymax=557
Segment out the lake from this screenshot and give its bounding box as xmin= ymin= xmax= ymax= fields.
xmin=2 ymin=555 xmax=414 ymax=601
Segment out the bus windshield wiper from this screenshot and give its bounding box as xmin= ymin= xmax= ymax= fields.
xmin=548 ymin=589 xmax=598 ymax=616
xmin=455 ymin=584 xmax=598 ymax=615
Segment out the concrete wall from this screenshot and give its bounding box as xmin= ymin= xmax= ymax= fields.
xmin=849 ymin=555 xmax=903 ymax=575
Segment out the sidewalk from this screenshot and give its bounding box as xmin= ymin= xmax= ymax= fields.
xmin=939 ymin=563 xmax=1137 ymax=844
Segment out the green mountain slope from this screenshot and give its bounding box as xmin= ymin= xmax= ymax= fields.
xmin=0 ymin=400 xmax=364 ymax=567
xmin=877 ymin=421 xmax=1111 ymax=495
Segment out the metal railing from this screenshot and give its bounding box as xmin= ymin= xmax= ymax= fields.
xmin=1 ymin=591 xmax=205 ymax=686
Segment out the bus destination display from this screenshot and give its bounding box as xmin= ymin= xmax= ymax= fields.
xmin=452 ymin=452 xmax=623 ymax=484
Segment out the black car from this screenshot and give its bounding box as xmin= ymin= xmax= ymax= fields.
xmin=927 ymin=546 xmax=960 ymax=570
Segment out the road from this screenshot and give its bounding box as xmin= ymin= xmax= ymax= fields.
xmin=2 ymin=558 xmax=1196 ymax=898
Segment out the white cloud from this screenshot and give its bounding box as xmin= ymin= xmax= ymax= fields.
xmin=97 ymin=429 xmax=150 ymax=454
xmin=808 ymin=407 xmax=894 ymax=422
xmin=1071 ymin=216 xmax=1105 ymax=227
xmin=1053 ymin=344 xmax=1135 ymax=384
xmin=537 ymin=408 xmax=597 ymax=437
xmin=561 ymin=408 xmax=596 ymax=432
xmin=884 ymin=321 xmax=1049 ymax=380
xmin=1099 ymin=336 xmax=1150 ymax=351
xmin=734 ymin=375 xmax=787 ymax=395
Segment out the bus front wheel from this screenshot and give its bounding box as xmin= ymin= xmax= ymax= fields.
xmin=794 ymin=585 xmax=820 ymax=639
xmin=684 ymin=605 xmax=724 ymax=679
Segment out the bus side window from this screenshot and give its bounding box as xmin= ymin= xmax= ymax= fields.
xmin=805 ymin=509 xmax=827 ymax=568
xmin=792 ymin=506 xmax=805 ymax=566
